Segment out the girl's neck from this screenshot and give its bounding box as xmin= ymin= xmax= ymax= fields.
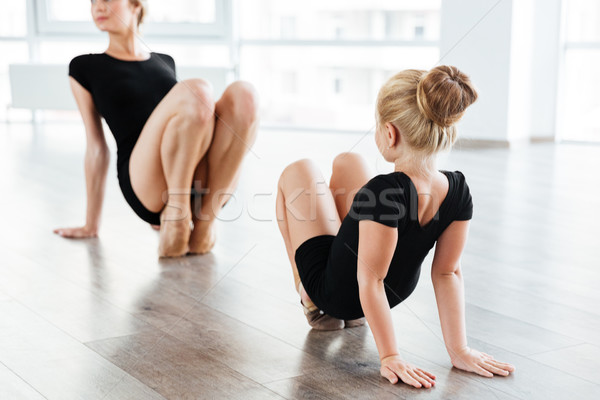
xmin=393 ymin=150 xmax=438 ymax=181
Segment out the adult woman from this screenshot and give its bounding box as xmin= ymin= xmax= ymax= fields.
xmin=276 ymin=66 xmax=515 ymax=388
xmin=53 ymin=0 xmax=259 ymax=257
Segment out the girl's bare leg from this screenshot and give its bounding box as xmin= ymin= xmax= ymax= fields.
xmin=276 ymin=159 xmax=343 ymax=325
xmin=328 ymin=152 xmax=372 ymax=327
xmin=188 ymin=81 xmax=259 ymax=254
xmin=329 ymin=152 xmax=372 ymax=220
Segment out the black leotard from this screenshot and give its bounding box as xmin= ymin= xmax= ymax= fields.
xmin=68 ymin=52 xmax=178 ymax=224
xmin=294 ymin=170 xmax=473 ymax=320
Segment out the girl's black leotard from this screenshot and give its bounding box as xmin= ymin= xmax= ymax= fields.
xmin=294 ymin=170 xmax=473 ymax=320
xmin=68 ymin=52 xmax=178 ymax=225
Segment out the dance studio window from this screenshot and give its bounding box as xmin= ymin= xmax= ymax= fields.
xmin=561 ymin=0 xmax=600 ymax=141
xmin=239 ymin=0 xmax=441 ymax=131
xmin=240 ymin=45 xmax=439 ymax=132
xmin=34 ymin=0 xmax=227 ymax=38
xmin=0 ymin=1 xmax=27 ymax=37
xmin=240 ymin=0 xmax=440 ymax=41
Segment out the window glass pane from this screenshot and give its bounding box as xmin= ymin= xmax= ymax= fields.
xmin=44 ymin=0 xmax=216 ymax=24
xmin=240 ymin=0 xmax=441 ymax=41
xmin=240 ymin=45 xmax=439 ymax=131
xmin=148 ymin=0 xmax=215 ymax=23
xmin=46 ymin=0 xmax=90 ymax=21
xmin=1 ymin=41 xmax=31 ymax=121
xmin=0 ymin=1 xmax=27 ymax=36
xmin=149 ymin=44 xmax=230 ymax=67
xmin=39 ymin=41 xmax=106 ymax=63
xmin=565 ymin=0 xmax=600 ymax=42
xmin=562 ymin=49 xmax=600 ymax=141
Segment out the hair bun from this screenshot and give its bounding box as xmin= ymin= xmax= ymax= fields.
xmin=416 ymin=65 xmax=478 ymax=128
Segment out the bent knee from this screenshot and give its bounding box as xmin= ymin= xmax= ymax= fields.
xmin=332 ymin=152 xmax=366 ymax=173
xmin=219 ymin=81 xmax=259 ymax=123
xmin=279 ymin=159 xmax=320 ymax=189
xmin=177 ymin=79 xmax=215 ymax=122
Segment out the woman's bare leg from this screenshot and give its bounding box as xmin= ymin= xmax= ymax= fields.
xmin=329 ymin=152 xmax=372 ymax=220
xmin=128 ymin=79 xmax=215 ymax=257
xmin=188 ymin=81 xmax=259 ymax=254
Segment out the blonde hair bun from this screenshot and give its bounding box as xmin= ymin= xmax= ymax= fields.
xmin=376 ymin=66 xmax=478 ymax=155
xmin=416 ymin=65 xmax=478 ymax=128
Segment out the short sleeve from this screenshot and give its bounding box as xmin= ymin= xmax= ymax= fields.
xmin=156 ymin=53 xmax=176 ymax=75
xmin=68 ymin=55 xmax=92 ymax=93
xmin=349 ymin=175 xmax=406 ymax=228
xmin=453 ymin=171 xmax=473 ymax=221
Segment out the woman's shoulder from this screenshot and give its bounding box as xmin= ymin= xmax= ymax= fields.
xmin=152 ymin=52 xmax=175 ymax=64
xmin=70 ymin=53 xmax=103 ymax=62
xmin=69 ymin=53 xmax=103 ymax=69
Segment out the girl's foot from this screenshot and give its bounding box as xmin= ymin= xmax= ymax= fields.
xmin=298 ymin=283 xmax=344 ymax=330
xmin=158 ymin=207 xmax=192 ymax=258
xmin=188 ymin=219 xmax=216 ymax=254
xmin=344 ymin=318 xmax=366 ymax=328
xmin=302 ymin=304 xmax=345 ymax=331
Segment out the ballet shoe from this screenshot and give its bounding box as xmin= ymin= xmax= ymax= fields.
xmin=344 ymin=317 xmax=366 ymax=328
xmin=302 ymin=301 xmax=344 ymax=331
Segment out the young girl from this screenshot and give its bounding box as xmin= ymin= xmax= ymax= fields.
xmin=276 ymin=66 xmax=515 ymax=388
xmin=54 ymin=0 xmax=258 ymax=257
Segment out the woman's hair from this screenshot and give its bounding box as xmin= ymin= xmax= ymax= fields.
xmin=376 ymin=65 xmax=478 ymax=155
xmin=129 ymin=0 xmax=147 ymax=27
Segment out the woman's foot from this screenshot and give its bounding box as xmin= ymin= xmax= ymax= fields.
xmin=158 ymin=207 xmax=192 ymax=258
xmin=188 ymin=219 xmax=216 ymax=254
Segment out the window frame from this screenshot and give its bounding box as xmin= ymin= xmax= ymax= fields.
xmin=557 ymin=0 xmax=600 ymax=142
xmin=34 ymin=0 xmax=231 ymax=39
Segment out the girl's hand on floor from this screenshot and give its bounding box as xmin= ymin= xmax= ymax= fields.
xmin=53 ymin=225 xmax=98 ymax=238
xmin=380 ymin=355 xmax=436 ymax=388
xmin=451 ymin=347 xmax=515 ymax=377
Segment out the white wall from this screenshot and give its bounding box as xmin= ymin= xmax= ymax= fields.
xmin=440 ymin=0 xmax=561 ymax=144
xmin=440 ymin=0 xmax=514 ymax=142
xmin=530 ymin=0 xmax=561 ymax=140
xmin=507 ymin=0 xmax=535 ymax=143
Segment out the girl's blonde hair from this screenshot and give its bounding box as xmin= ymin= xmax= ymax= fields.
xmin=129 ymin=0 xmax=147 ymax=27
xmin=376 ymin=65 xmax=478 ymax=155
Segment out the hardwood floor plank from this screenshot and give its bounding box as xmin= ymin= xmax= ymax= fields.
xmin=529 ymin=343 xmax=600 ymax=385
xmin=86 ymin=330 xmax=286 ymax=399
xmin=0 ymin=301 xmax=164 ymax=400
xmin=0 ymin=362 xmax=46 ymax=400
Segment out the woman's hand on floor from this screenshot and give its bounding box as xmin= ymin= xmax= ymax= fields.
xmin=380 ymin=355 xmax=436 ymax=388
xmin=53 ymin=225 xmax=98 ymax=238
xmin=451 ymin=347 xmax=515 ymax=377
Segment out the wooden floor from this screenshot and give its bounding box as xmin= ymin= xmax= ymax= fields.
xmin=1 ymin=121 xmax=599 ymax=399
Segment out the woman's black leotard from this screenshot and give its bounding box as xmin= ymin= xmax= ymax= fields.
xmin=294 ymin=170 xmax=473 ymax=320
xmin=68 ymin=52 xmax=178 ymax=225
